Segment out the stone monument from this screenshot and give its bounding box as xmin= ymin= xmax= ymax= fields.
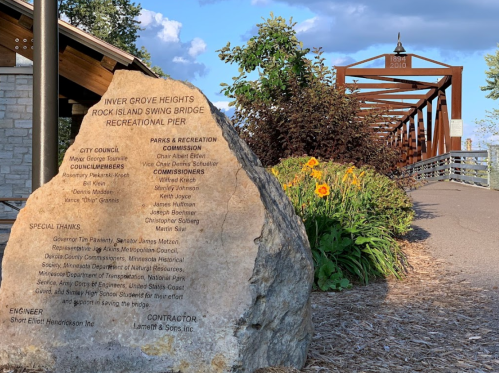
xmin=0 ymin=71 xmax=314 ymax=373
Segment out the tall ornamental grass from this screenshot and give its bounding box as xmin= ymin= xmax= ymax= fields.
xmin=271 ymin=157 xmax=414 ymax=290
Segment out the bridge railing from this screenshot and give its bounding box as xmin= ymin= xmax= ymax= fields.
xmin=406 ymin=150 xmax=489 ymax=187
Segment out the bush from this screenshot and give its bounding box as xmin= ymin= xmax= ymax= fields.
xmin=272 ymin=157 xmax=413 ymax=290
xmin=218 ymin=15 xmax=400 ymax=174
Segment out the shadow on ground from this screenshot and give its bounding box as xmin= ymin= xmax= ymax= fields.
xmin=411 ymin=200 xmax=440 ymax=221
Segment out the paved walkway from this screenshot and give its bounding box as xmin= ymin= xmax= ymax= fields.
xmin=408 ymin=181 xmax=499 ymax=292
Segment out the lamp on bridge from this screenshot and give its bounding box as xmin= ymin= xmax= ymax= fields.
xmin=394 ymin=32 xmax=406 ymax=55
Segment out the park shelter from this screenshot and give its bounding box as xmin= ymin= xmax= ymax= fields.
xmin=0 ymin=0 xmax=157 ymax=219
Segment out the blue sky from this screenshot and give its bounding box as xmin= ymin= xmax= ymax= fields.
xmin=135 ymin=0 xmax=499 ymax=148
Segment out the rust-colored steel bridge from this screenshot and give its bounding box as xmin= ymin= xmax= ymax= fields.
xmin=336 ymin=52 xmax=463 ymax=167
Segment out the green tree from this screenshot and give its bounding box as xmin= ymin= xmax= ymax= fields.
xmin=23 ymin=0 xmax=167 ymax=165
xmin=218 ymin=14 xmax=309 ymax=110
xmin=24 ymin=0 xmax=167 ymax=77
xmin=480 ymin=45 xmax=499 ymax=100
xmin=58 ymin=117 xmax=72 ymax=165
xmin=217 ymin=15 xmax=399 ymax=173
xmin=59 ymin=0 xmax=143 ymax=56
xmin=475 ymin=46 xmax=499 ymax=148
xmin=474 ymin=109 xmax=499 ymax=148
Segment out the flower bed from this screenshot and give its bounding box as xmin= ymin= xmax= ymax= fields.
xmin=272 ymin=157 xmax=414 ymax=290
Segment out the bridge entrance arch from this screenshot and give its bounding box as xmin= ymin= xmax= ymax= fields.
xmin=335 ymin=49 xmax=463 ymax=167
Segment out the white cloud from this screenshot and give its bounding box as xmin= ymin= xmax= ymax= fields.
xmin=137 ymin=9 xmax=156 ymax=27
xmin=213 ymin=101 xmax=231 ymax=112
xmin=331 ymin=56 xmax=356 ymax=66
xmin=138 ymin=9 xmax=182 ymax=43
xmin=251 ymin=0 xmax=270 ymax=5
xmin=138 ymin=9 xmax=208 ymax=81
xmin=273 ymin=0 xmax=499 ymax=53
xmin=295 ymin=17 xmax=318 ymax=33
xmin=157 ymin=19 xmax=182 ymax=43
xmin=188 ymin=38 xmax=207 ymax=57
xmin=173 ymin=56 xmax=189 ymax=64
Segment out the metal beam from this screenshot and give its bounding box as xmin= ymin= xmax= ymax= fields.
xmin=346 ymin=68 xmax=451 ymax=76
xmin=348 ymin=75 xmax=439 ymax=87
xmin=357 ymin=94 xmax=426 ymax=100
xmin=33 ymin=0 xmax=59 ymax=190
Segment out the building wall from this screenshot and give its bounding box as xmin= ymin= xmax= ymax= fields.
xmin=0 ymin=67 xmax=33 ymax=219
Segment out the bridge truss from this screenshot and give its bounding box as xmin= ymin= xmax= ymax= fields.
xmin=336 ymin=54 xmax=463 ymax=167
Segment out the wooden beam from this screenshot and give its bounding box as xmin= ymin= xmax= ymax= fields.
xmin=0 ymin=13 xmax=34 ymax=60
xmin=0 ymin=10 xmax=116 ymax=96
xmin=101 ymin=55 xmax=117 ymax=71
xmin=18 ymin=14 xmax=33 ymax=30
xmin=0 ymin=44 xmax=16 ymax=66
xmin=59 ymin=46 xmax=114 ymax=96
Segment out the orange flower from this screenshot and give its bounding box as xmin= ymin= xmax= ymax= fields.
xmin=342 ymin=166 xmax=356 ymax=183
xmin=315 ymin=183 xmax=330 ymax=198
xmin=305 ymin=157 xmax=319 ymax=168
xmin=283 ymin=184 xmax=287 ymax=191
xmin=311 ymin=169 xmax=322 ymax=180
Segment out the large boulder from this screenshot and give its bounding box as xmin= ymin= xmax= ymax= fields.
xmin=0 ymin=71 xmax=314 ymax=373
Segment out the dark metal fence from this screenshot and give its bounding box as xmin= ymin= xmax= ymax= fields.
xmin=406 ymin=151 xmax=489 ymax=187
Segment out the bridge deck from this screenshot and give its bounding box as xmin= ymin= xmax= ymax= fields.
xmin=409 ymin=181 xmax=499 ymax=291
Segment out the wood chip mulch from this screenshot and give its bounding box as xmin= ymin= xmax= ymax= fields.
xmin=3 ymin=235 xmax=499 ymax=373
xmin=301 ymin=236 xmax=499 ymax=373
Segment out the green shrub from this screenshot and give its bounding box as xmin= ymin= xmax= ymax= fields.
xmin=272 ymin=156 xmax=413 ymax=290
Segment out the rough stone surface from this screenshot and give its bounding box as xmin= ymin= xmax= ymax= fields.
xmin=0 ymin=71 xmax=314 ymax=373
